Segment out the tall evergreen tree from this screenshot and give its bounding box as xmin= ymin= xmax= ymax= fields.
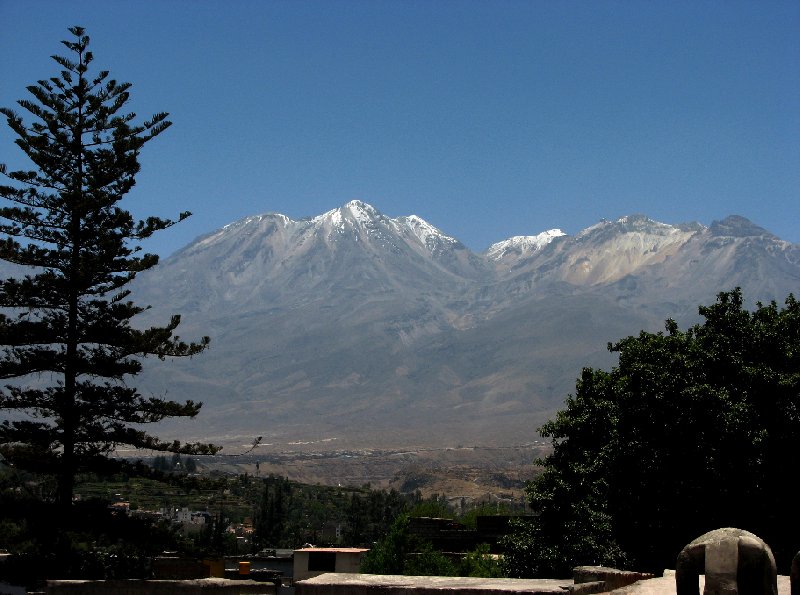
xmin=0 ymin=27 xmax=218 ymax=510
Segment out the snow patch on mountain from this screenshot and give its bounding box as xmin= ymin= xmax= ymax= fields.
xmin=396 ymin=214 xmax=458 ymax=252
xmin=485 ymin=229 xmax=565 ymax=261
xmin=345 ymin=200 xmax=381 ymax=224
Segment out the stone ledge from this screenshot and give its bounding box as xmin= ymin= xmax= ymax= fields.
xmin=46 ymin=578 xmax=276 ymax=595
xmin=295 ymin=573 xmax=572 ymax=594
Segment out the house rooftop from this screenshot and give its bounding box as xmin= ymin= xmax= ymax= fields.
xmin=294 ymin=547 xmax=369 ymax=553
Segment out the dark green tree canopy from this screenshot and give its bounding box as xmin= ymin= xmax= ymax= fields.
xmin=0 ymin=27 xmax=218 ymax=508
xmin=504 ymin=289 xmax=800 ymax=577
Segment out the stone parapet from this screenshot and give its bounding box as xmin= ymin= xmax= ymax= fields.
xmin=46 ymin=578 xmax=276 ymax=595
xmin=573 ymin=566 xmax=656 ymax=592
xmin=569 ymin=581 xmax=607 ymax=595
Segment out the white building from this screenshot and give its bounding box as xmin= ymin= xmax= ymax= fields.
xmin=293 ymin=547 xmax=369 ymax=582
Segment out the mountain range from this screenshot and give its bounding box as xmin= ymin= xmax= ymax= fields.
xmin=124 ymin=201 xmax=800 ymax=449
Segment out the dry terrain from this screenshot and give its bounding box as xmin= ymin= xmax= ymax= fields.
xmin=196 ymin=442 xmax=550 ymax=506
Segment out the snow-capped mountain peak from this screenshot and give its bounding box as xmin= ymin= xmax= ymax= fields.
xmin=301 ymin=201 xmax=464 ymax=258
xmin=311 ymin=200 xmax=383 ymax=228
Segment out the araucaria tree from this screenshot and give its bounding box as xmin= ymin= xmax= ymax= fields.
xmin=0 ymin=27 xmax=218 ymax=509
xmin=503 ymin=289 xmax=800 ymax=577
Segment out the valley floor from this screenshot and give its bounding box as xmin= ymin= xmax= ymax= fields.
xmin=196 ymin=443 xmax=550 ymax=505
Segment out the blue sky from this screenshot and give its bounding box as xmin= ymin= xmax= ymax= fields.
xmin=1 ymin=0 xmax=798 ymax=256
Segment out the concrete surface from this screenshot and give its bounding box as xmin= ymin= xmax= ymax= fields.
xmin=295 ymin=571 xmax=793 ymax=595
xmin=608 ymin=570 xmax=791 ymax=595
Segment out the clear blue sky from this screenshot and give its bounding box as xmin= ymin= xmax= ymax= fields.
xmin=2 ymin=0 xmax=798 ymax=256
